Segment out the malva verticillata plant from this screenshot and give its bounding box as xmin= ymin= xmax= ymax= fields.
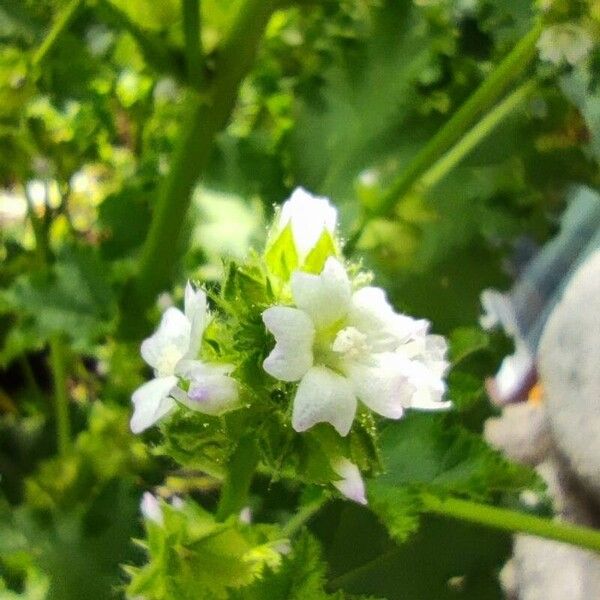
xmin=2 ymin=1 xmax=600 ymax=599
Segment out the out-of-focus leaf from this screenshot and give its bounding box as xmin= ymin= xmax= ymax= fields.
xmin=314 ymin=502 xmax=511 ymax=600
xmin=2 ymin=245 xmax=116 ymax=350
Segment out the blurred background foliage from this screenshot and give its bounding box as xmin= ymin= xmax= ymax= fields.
xmin=0 ymin=0 xmax=599 ymax=598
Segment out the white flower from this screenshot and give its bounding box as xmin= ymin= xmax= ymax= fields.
xmin=262 ymin=258 xmax=450 ymax=436
xmin=140 ymin=492 xmax=163 ymax=524
xmin=332 ymin=458 xmax=367 ymax=505
xmin=537 ymin=24 xmax=594 ymax=67
xmin=273 ymin=187 xmax=337 ymax=258
xmin=130 ymin=283 xmax=239 ymax=433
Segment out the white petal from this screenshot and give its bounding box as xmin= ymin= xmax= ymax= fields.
xmin=175 ymin=358 xmax=233 ymax=379
xmin=184 ymin=374 xmax=239 ymax=416
xmin=292 ymin=366 xmax=356 ymax=436
xmin=291 ymin=258 xmax=351 ymax=329
xmin=404 ymin=359 xmax=451 ymax=410
xmin=140 ymin=307 xmax=191 ymax=376
xmin=130 ymin=376 xmax=177 ymax=433
xmin=279 ymin=187 xmax=337 ymax=257
xmin=345 ymin=353 xmax=415 ymax=419
xmin=184 ymin=282 xmax=208 ymax=358
xmin=348 ymin=286 xmax=424 ymax=352
xmin=331 ymin=458 xmax=367 ymax=505
xmin=262 ymin=306 xmax=315 ymax=382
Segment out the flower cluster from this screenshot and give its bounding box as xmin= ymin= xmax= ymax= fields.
xmin=130 ymin=283 xmax=238 ymax=433
xmin=262 ymin=257 xmax=449 ymax=436
xmin=131 ymin=187 xmax=450 ymax=502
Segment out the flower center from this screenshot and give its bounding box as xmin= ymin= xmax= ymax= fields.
xmin=332 ymin=326 xmax=370 ymax=360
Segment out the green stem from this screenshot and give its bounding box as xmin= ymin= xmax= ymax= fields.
xmin=418 ymin=78 xmax=537 ymax=191
xmin=120 ymin=0 xmax=277 ymax=337
xmin=216 ymin=435 xmax=259 ymax=521
xmin=283 ymin=495 xmax=328 ymax=537
xmin=422 ymin=494 xmax=600 ymax=554
xmin=182 ymin=0 xmax=204 ymax=88
xmin=344 ymin=20 xmax=542 ymax=255
xmin=32 ymin=0 xmax=83 ymax=67
xmin=49 ymin=335 xmax=71 ymax=456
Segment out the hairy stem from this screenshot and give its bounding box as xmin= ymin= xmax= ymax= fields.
xmin=32 ymin=0 xmax=83 ymax=67
xmin=344 ymin=20 xmax=543 ymax=255
xmin=49 ymin=335 xmax=71 ymax=456
xmin=422 ymin=494 xmax=600 ymax=554
xmin=121 ymin=0 xmax=277 ymax=337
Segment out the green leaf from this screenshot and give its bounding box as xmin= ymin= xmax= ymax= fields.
xmin=128 ymin=500 xmax=285 ymax=600
xmin=315 ymin=502 xmax=512 ymax=600
xmin=373 ymin=413 xmax=538 ymax=498
xmin=367 ymin=413 xmax=540 ymax=543
xmin=449 ymin=326 xmax=490 ymax=364
xmin=232 ymin=531 xmax=379 ymax=600
xmin=264 ymin=223 xmax=299 ymax=282
xmin=2 ymin=246 xmax=116 ymax=351
xmin=302 ymin=230 xmax=338 ymax=275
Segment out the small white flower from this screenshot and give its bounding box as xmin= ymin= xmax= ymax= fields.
xmin=262 ymin=258 xmax=450 ymax=436
xmin=140 ymin=492 xmax=163 ymax=524
xmin=331 ymin=458 xmax=367 ymax=505
xmin=239 ymin=506 xmax=252 ymax=524
xmin=130 ymin=283 xmax=239 ymax=433
xmin=537 ymin=24 xmax=594 ymax=67
xmin=273 ymin=187 xmax=337 ymax=259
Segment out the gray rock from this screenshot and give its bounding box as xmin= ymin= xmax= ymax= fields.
xmin=538 ymin=249 xmax=600 ymax=499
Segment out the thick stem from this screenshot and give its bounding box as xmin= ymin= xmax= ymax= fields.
xmin=422 ymin=494 xmax=600 ymax=554
xmin=32 ymin=0 xmax=83 ymax=67
xmin=344 ymin=20 xmax=543 ymax=255
xmin=216 ymin=435 xmax=259 ymax=521
xmin=49 ymin=335 xmax=71 ymax=456
xmin=182 ymin=0 xmax=204 ymax=88
xmin=120 ymin=0 xmax=277 ymax=337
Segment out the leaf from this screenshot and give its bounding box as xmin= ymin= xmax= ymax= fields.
xmin=302 ymin=230 xmax=338 ymax=275
xmin=449 ymin=327 xmax=490 ymax=365
xmin=127 ymin=500 xmax=285 ymax=600
xmin=372 ymin=413 xmax=539 ymax=499
xmin=367 ymin=413 xmax=540 ymax=544
xmin=232 ymin=531 xmax=380 ymax=600
xmin=264 ymin=223 xmax=299 ymax=282
xmin=1 ymin=403 xmax=150 ymax=600
xmin=315 ymin=502 xmax=512 ymax=600
xmin=2 ymin=246 xmax=116 ymax=351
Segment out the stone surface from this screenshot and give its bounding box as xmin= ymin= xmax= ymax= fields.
xmin=484 ymin=402 xmax=550 ymax=466
xmin=512 ymin=535 xmax=600 ymax=600
xmin=538 ymin=249 xmax=600 ymax=499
